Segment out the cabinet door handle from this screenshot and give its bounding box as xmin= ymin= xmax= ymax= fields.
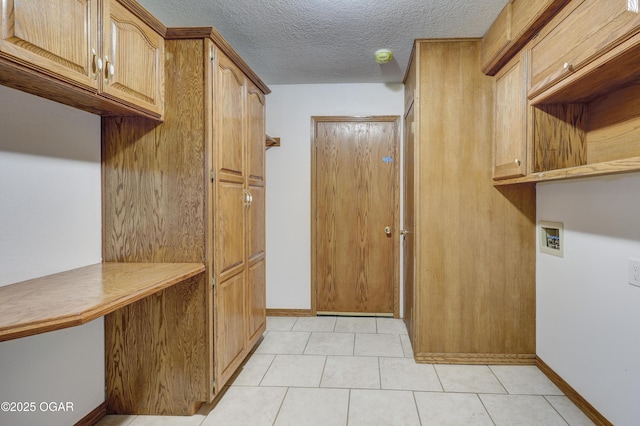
xmin=104 ymin=56 xmax=115 ymax=83
xmin=563 ymin=62 xmax=573 ymax=71
xmin=515 ymin=159 xmax=521 ymax=166
xmin=92 ymin=49 xmax=103 ymax=80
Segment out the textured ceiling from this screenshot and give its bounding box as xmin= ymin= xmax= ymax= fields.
xmin=138 ymin=0 xmax=509 ymax=85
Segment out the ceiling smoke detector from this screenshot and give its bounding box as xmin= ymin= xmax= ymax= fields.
xmin=374 ymin=49 xmax=393 ymax=64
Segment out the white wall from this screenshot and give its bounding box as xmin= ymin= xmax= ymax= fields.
xmin=265 ymin=83 xmax=404 ymax=310
xmin=537 ymin=174 xmax=640 ymax=426
xmin=0 ymin=85 xmax=103 ymax=425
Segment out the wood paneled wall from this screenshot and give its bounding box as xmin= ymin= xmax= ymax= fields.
xmin=410 ymin=40 xmax=536 ymax=363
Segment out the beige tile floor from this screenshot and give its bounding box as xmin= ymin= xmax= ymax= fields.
xmin=97 ymin=316 xmax=595 ymax=426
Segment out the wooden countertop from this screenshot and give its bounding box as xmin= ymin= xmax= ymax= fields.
xmin=0 ymin=262 xmax=205 ymax=342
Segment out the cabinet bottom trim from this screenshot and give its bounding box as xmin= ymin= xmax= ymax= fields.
xmin=414 ymin=353 xmax=537 ymax=365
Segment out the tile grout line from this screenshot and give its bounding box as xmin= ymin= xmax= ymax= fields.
xmin=542 ymin=395 xmax=572 ymax=426
xmin=476 ymin=393 xmax=498 ymax=426
xmin=318 ymin=355 xmax=329 ymax=388
xmin=487 ymin=365 xmax=509 ymax=395
xmin=345 ymin=389 xmax=351 ymax=426
xmin=270 ymin=386 xmax=290 ymax=426
xmin=258 ymin=354 xmax=278 ymax=387
xmin=411 ymin=391 xmax=424 ymax=426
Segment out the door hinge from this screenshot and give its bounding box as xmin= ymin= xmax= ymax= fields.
xmin=210 ymin=46 xmax=214 ymax=62
xmin=210 ymin=277 xmax=216 ymax=288
xmin=212 ymin=379 xmax=216 ymax=391
xmin=210 ymin=169 xmax=216 ymax=181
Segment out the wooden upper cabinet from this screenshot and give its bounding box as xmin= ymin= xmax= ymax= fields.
xmin=0 ymin=0 xmax=164 ymax=118
xmin=482 ymin=2 xmax=513 ymax=72
xmin=530 ymin=0 xmax=640 ymax=98
xmin=0 ymin=0 xmax=99 ymax=89
xmin=481 ymin=0 xmax=570 ymax=75
xmin=101 ymin=0 xmax=164 ymax=116
xmin=494 ymin=50 xmax=528 ymax=180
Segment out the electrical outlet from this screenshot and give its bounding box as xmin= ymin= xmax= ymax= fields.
xmin=628 ymin=259 xmax=640 ymax=287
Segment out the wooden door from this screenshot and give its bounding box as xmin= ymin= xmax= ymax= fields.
xmin=0 ymin=0 xmax=99 ymax=89
xmin=213 ymin=51 xmax=247 ymax=388
xmin=402 ymin=105 xmax=415 ymax=339
xmin=246 ymin=81 xmax=266 ymax=343
xmin=101 ymin=0 xmax=164 ymax=116
xmin=493 ymin=50 xmax=528 ymax=180
xmin=313 ymin=116 xmax=400 ymax=316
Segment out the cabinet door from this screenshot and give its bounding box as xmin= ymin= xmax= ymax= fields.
xmin=246 ymin=82 xmax=266 ymax=343
xmin=0 ymin=0 xmax=99 ymax=89
xmin=101 ymin=0 xmax=164 ymax=116
xmin=214 ymin=49 xmax=247 ymax=389
xmin=494 ymin=51 xmax=528 ymax=180
xmin=530 ymin=0 xmax=640 ymax=97
xmin=402 ymin=104 xmax=415 ymax=343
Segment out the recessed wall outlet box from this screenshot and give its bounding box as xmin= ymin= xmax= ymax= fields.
xmin=628 ymin=259 xmax=640 ymax=287
xmin=539 ymin=221 xmax=564 ymax=257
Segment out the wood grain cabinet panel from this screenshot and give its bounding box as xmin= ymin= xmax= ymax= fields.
xmin=494 ymin=0 xmax=640 ymax=185
xmin=0 ymin=0 xmax=99 ymax=89
xmin=216 ymin=272 xmax=247 ymax=386
xmin=530 ymin=0 xmax=640 ymax=97
xmin=404 ymin=40 xmax=536 ymax=364
xmin=481 ymin=0 xmax=570 ymax=75
xmin=481 ymin=2 xmax=513 ymax=72
xmin=103 ymin=30 xmax=269 ymax=414
xmin=493 ymin=50 xmax=528 ymax=180
xmin=101 ymin=0 xmax=164 ymax=116
xmin=246 ymin=81 xmax=266 ymax=344
xmin=0 ymin=0 xmax=164 ymax=118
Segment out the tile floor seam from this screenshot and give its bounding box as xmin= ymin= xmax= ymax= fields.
xmin=476 ymin=392 xmax=498 ymax=426
xmin=271 ymin=386 xmax=290 ymax=426
xmin=411 ymin=391 xmax=424 ymax=425
xmin=346 ymin=389 xmax=352 ymax=426
xmin=543 ymin=395 xmax=572 ymax=426
xmin=432 ymin=361 xmax=446 ymax=392
xmin=319 ymin=354 xmax=329 ymax=388
xmin=301 ymin=332 xmax=311 ymax=354
xmin=487 ymin=365 xmax=510 ymax=395
xmin=257 ymin=354 xmax=278 ymax=387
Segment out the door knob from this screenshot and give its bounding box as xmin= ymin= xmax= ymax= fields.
xmin=384 ymin=226 xmax=392 ymax=236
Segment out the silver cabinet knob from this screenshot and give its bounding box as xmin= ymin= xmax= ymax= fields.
xmin=384 ymin=226 xmax=392 ymax=236
xmin=563 ymin=62 xmax=572 ymax=71
xmin=515 ymin=159 xmax=521 ymax=166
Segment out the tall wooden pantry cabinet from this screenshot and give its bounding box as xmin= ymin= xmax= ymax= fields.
xmin=403 ymin=39 xmax=537 ymax=364
xmin=102 ymin=27 xmax=269 ymax=415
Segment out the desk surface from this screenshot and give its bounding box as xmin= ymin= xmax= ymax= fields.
xmin=0 ymin=262 xmax=205 ymax=341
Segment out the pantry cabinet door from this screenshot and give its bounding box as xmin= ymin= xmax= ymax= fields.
xmin=213 ymin=49 xmax=247 ymax=388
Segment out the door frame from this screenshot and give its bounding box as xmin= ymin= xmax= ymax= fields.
xmin=310 ymin=115 xmax=401 ymax=318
